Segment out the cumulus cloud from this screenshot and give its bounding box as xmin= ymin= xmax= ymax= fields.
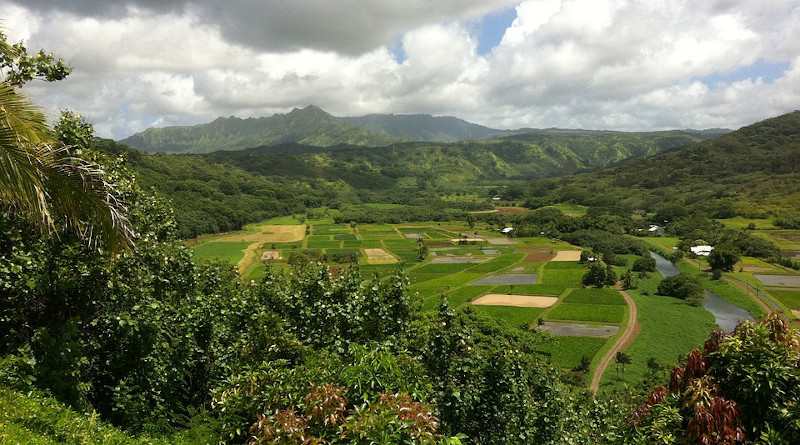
xmin=8 ymin=0 xmax=519 ymax=54
xmin=3 ymin=0 xmax=800 ymax=139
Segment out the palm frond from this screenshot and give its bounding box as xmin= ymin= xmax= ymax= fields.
xmin=0 ymin=81 xmax=133 ymax=254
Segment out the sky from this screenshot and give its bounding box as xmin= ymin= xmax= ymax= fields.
xmin=3 ymin=0 xmax=800 ymax=140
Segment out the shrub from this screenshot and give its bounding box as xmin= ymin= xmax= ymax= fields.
xmin=632 ymin=255 xmax=656 ymax=272
xmin=657 ymin=273 xmax=704 ymax=301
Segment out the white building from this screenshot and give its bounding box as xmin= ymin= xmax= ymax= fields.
xmin=690 ymin=245 xmax=714 ymax=256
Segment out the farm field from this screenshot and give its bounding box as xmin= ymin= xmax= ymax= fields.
xmin=188 ymin=216 xmax=789 ymax=390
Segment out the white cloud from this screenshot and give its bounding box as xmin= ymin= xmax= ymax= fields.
xmin=3 ymin=0 xmax=800 ymax=139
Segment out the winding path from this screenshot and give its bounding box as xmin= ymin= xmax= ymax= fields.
xmin=590 ymin=286 xmax=640 ymax=393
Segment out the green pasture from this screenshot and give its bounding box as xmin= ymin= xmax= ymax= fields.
xmin=541 ymin=263 xmax=586 ymax=284
xmin=755 ymin=229 xmax=800 ymax=249
xmin=536 ymin=336 xmax=606 ymax=369
xmin=192 ymin=241 xmax=250 ymax=265
xmin=770 ymin=289 xmax=800 ymax=309
xmin=413 ymin=262 xmax=478 ymax=274
xmin=718 ymin=217 xmax=778 ymax=230
xmin=467 ymin=254 xmax=525 ymax=273
xmin=545 ymin=304 xmax=625 ymax=324
xmin=469 ymin=305 xmax=545 ymax=327
xmin=307 ymin=239 xmax=342 ymax=249
xmin=563 ymin=288 xmax=626 ymax=306
xmin=598 ymin=272 xmax=716 ymax=389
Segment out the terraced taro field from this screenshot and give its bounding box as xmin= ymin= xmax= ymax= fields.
xmin=191 ymin=218 xmax=789 ymax=389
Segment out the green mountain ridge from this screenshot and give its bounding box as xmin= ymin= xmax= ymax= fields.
xmin=119 ymin=105 xmax=410 ymax=153
xmin=513 ymin=112 xmax=800 ymax=217
xmin=201 ymin=129 xmax=708 ymax=189
xmin=120 ymin=105 xmax=730 ymax=154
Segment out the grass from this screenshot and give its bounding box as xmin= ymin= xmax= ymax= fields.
xmin=563 ymin=288 xmax=626 ymax=306
xmin=769 ymin=289 xmax=800 ymax=309
xmin=445 ymin=285 xmax=493 ymax=307
xmin=718 ymin=217 xmax=778 ymax=230
xmin=0 ymin=387 xmax=210 ymax=444
xmin=598 ymin=272 xmax=716 ymax=390
xmin=490 ymin=283 xmax=570 ymax=296
xmin=536 ymin=336 xmax=606 ymax=369
xmin=413 ymin=263 xmax=478 ymax=274
xmin=192 ymin=241 xmax=250 ymax=265
xmin=468 ymin=305 xmax=545 ymax=327
xmin=540 ymin=266 xmax=586 ymax=284
xmin=545 ymin=304 xmax=626 ymax=324
xmin=467 ymin=254 xmax=525 ymax=273
xmin=306 ymin=239 xmax=342 ymax=249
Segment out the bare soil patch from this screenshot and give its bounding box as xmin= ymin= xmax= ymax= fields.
xmin=216 ymin=224 xmax=306 ymax=244
xmin=423 ymin=241 xmax=453 ymax=247
xmin=495 ymin=207 xmax=528 ymax=215
xmin=538 ymin=322 xmax=620 ymax=338
xmin=519 ymin=247 xmax=553 ymax=254
xmin=524 ymin=253 xmax=555 ymax=262
xmin=404 ymin=233 xmax=424 ymax=239
xmin=260 ymin=250 xmax=280 ymax=261
xmin=365 ymin=248 xmax=398 ymax=264
xmin=481 ymin=249 xmax=502 ymax=255
xmin=470 ymin=274 xmax=538 ymax=286
xmin=430 ymin=257 xmax=487 ymax=264
xmin=472 ymin=294 xmax=557 ymax=308
xmin=552 ymin=250 xmax=583 ymax=262
xmin=486 ymin=238 xmax=519 ymax=245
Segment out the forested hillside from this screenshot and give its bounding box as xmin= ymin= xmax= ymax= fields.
xmin=509 ymin=112 xmax=800 ymax=220
xmin=201 ymin=130 xmax=706 ymax=188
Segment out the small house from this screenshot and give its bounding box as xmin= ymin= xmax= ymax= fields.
xmin=690 ymin=245 xmax=714 ymax=256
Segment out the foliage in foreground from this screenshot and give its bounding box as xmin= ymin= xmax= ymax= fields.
xmin=630 ymin=312 xmax=800 ymax=444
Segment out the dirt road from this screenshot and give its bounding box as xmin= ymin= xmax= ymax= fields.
xmin=590 ymin=287 xmax=640 ymax=393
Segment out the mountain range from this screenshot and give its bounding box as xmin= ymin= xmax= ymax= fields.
xmin=119 ymin=105 xmax=729 ymax=154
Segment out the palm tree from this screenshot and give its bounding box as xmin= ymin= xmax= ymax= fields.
xmin=0 ymin=81 xmax=133 ymax=253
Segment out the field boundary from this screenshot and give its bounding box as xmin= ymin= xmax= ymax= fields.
xmin=590 ymin=287 xmax=639 ymax=393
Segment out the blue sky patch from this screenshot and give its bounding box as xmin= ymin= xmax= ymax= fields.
xmin=698 ymin=59 xmax=789 ymax=88
xmin=476 ymin=7 xmax=518 ymax=55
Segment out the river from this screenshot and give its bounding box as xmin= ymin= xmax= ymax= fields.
xmin=649 ymin=251 xmax=754 ymax=332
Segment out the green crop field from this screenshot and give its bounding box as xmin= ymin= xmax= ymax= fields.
xmin=545 ymin=303 xmax=625 ymax=324
xmin=541 ymin=264 xmax=586 ymax=284
xmin=413 ymin=263 xmax=478 ymax=274
xmin=491 ymin=283 xmax=569 ymax=296
xmin=469 ymin=305 xmax=545 ymax=327
xmin=306 ymin=239 xmax=342 ymax=249
xmin=536 ymin=336 xmax=606 ymax=369
xmin=193 ymin=241 xmax=250 ymax=264
xmin=769 ymin=289 xmax=800 ymax=309
xmin=563 ymin=288 xmax=626 ymax=306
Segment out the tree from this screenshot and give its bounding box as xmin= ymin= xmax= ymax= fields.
xmin=582 ymin=262 xmax=618 ymax=288
xmin=621 ymin=269 xmax=637 ymax=290
xmin=0 ymin=30 xmax=132 ymax=254
xmin=631 ymin=255 xmax=656 ymax=272
xmin=707 ymin=244 xmax=740 ymax=272
xmin=582 ymin=262 xmax=609 ymax=288
xmin=656 ymin=273 xmax=704 ymax=301
xmin=614 ymin=351 xmax=631 ymax=380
